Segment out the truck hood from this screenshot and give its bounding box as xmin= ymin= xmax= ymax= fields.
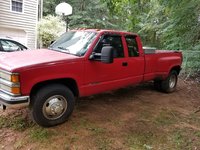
xmin=0 ymin=49 xmax=80 ymax=71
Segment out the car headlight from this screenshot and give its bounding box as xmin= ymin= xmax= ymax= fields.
xmin=0 ymin=71 xmax=19 ymax=83
xmin=0 ymin=70 xmax=21 ymax=95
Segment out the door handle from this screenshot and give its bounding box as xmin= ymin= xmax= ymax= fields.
xmin=122 ymin=62 xmax=128 ymax=66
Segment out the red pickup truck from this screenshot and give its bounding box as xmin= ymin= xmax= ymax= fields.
xmin=0 ymin=29 xmax=182 ymax=127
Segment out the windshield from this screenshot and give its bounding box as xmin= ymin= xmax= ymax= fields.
xmin=49 ymin=31 xmax=97 ymax=56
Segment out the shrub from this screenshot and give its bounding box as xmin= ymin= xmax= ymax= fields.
xmin=38 ymin=15 xmax=65 ymax=48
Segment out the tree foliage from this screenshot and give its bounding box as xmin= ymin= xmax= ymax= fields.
xmin=42 ymin=0 xmax=200 ymax=74
xmin=43 ymin=0 xmax=118 ymax=29
xmin=103 ymin=0 xmax=200 ymax=50
xmin=160 ymin=0 xmax=200 ymax=50
xmin=43 ymin=0 xmax=200 ymax=50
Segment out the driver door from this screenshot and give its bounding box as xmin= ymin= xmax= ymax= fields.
xmin=83 ymin=33 xmax=130 ymax=96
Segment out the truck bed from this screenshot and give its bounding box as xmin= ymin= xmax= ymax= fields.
xmin=144 ymin=47 xmax=180 ymax=54
xmin=143 ymin=50 xmax=182 ymax=81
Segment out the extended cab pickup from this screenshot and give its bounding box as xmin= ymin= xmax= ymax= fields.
xmin=0 ymin=29 xmax=182 ymax=127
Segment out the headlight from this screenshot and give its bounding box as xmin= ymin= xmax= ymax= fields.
xmin=0 ymin=71 xmax=19 ymax=83
xmin=0 ymin=70 xmax=20 ymax=95
xmin=0 ymin=84 xmax=20 ymax=95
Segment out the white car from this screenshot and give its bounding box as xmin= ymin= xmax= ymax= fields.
xmin=0 ymin=37 xmax=28 ymax=52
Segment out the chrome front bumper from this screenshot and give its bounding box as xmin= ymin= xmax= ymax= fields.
xmin=0 ymin=91 xmax=29 ymax=109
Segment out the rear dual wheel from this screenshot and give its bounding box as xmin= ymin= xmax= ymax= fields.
xmin=154 ymin=70 xmax=178 ymax=93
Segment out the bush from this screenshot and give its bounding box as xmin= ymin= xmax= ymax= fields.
xmin=38 ymin=15 xmax=65 ymax=48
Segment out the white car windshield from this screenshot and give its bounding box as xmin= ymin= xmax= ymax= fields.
xmin=49 ymin=31 xmax=97 ymax=56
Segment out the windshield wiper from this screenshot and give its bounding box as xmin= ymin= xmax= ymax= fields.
xmin=51 ymin=48 xmax=80 ymax=56
xmin=57 ymin=47 xmax=71 ymax=53
xmin=58 ymin=46 xmax=68 ymax=50
xmin=49 ymin=47 xmax=80 ymax=57
xmin=57 ymin=49 xmax=70 ymax=54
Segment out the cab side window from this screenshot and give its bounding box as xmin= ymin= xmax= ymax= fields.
xmin=125 ymin=36 xmax=139 ymax=57
xmin=94 ymin=35 xmax=124 ymax=58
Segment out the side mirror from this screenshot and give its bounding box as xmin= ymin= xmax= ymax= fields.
xmin=101 ymin=46 xmax=114 ymax=64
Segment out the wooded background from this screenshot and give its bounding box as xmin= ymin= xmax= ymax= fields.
xmin=40 ymin=0 xmax=200 ymax=75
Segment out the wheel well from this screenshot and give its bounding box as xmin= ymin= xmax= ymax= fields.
xmin=30 ymin=78 xmax=79 ymax=99
xmin=170 ymin=66 xmax=181 ymax=75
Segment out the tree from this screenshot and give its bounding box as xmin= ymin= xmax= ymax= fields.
xmin=43 ymin=0 xmax=118 ymax=29
xmin=43 ymin=0 xmax=66 ymax=16
xmin=43 ymin=0 xmax=200 ymax=50
xmin=103 ymin=0 xmax=200 ymax=75
xmin=159 ymin=0 xmax=200 ymax=50
xmin=104 ymin=0 xmax=200 ymax=50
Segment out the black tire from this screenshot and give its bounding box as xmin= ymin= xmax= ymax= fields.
xmin=154 ymin=80 xmax=162 ymax=91
xmin=30 ymin=84 xmax=75 ymax=127
xmin=161 ymin=70 xmax=178 ymax=93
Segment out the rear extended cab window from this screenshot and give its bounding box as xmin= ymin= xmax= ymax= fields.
xmin=125 ymin=35 xmax=139 ymax=57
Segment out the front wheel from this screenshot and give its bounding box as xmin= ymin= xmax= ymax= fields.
xmin=30 ymin=84 xmax=75 ymax=127
xmin=161 ymin=70 xmax=178 ymax=93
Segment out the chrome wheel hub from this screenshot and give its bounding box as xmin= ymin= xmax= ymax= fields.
xmin=169 ymin=75 xmax=176 ymax=88
xmin=43 ymin=95 xmax=67 ymax=120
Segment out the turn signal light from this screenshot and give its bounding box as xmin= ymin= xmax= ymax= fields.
xmin=11 ymin=87 xmax=21 ymax=95
xmin=11 ymin=74 xmax=19 ymax=83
